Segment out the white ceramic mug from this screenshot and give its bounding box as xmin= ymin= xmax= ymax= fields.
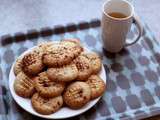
xmin=101 ymin=0 xmax=143 ymax=53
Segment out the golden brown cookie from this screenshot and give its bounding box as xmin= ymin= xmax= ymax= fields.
xmin=86 ymin=75 xmax=105 ymax=99
xmin=42 ymin=40 xmax=83 ymax=67
xmin=63 ymin=38 xmax=81 ymax=45
xmin=73 ymin=55 xmax=92 ymax=81
xmin=82 ymin=52 xmax=102 ymax=74
xmin=36 ymin=42 xmax=54 ymax=53
xmin=60 ymin=40 xmax=83 ymax=58
xmin=22 ymin=51 xmax=44 ymax=75
xmin=34 ymin=72 xmax=65 ymax=98
xmin=47 ymin=63 xmax=78 ymax=82
xmin=63 ymin=81 xmax=91 ymax=109
xmin=14 ymin=72 xmax=35 ymax=98
xmin=13 ymin=57 xmax=23 ymax=76
xmin=31 ymin=93 xmax=63 ymax=115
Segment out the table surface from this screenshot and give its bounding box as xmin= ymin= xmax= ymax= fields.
xmin=0 ymin=0 xmax=160 ymax=120
xmin=0 ymin=0 xmax=159 ymax=39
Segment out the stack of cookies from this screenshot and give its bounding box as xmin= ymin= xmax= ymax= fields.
xmin=13 ymin=39 xmax=106 ymax=115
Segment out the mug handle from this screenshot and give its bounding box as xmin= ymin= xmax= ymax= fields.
xmin=125 ymin=14 xmax=143 ymax=46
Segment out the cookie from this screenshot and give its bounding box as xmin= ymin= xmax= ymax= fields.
xmin=82 ymin=52 xmax=102 ymax=74
xmin=36 ymin=41 xmax=54 ymax=53
xmin=63 ymin=38 xmax=81 ymax=45
xmin=13 ymin=57 xmax=23 ymax=76
xmin=47 ymin=63 xmax=78 ymax=82
xmin=34 ymin=72 xmax=65 ymax=98
xmin=22 ymin=51 xmax=44 ymax=75
xmin=74 ymin=55 xmax=92 ymax=81
xmin=86 ymin=75 xmax=105 ymax=99
xmin=14 ymin=72 xmax=35 ymax=98
xmin=63 ymin=81 xmax=91 ymax=109
xmin=64 ymin=38 xmax=80 ymax=44
xmin=31 ymin=93 xmax=63 ymax=115
xmin=60 ymin=40 xmax=83 ymax=58
xmin=43 ymin=40 xmax=83 ymax=67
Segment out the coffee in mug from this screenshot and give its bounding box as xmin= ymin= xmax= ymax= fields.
xmin=108 ymin=12 xmax=127 ymax=18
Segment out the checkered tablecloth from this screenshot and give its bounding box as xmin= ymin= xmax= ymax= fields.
xmin=0 ymin=19 xmax=160 ymax=120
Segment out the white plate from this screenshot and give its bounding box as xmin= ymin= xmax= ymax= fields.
xmin=9 ymin=46 xmax=106 ymax=119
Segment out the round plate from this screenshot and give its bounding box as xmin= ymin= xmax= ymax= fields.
xmin=9 ymin=46 xmax=106 ymax=119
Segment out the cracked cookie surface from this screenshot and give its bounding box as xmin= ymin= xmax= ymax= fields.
xmin=31 ymin=93 xmax=63 ymax=115
xmin=14 ymin=57 xmax=23 ymax=76
xmin=22 ymin=52 xmax=44 ymax=75
xmin=63 ymin=82 xmax=91 ymax=109
xmin=86 ymin=75 xmax=105 ymax=99
xmin=82 ymin=52 xmax=102 ymax=74
xmin=73 ymin=55 xmax=92 ymax=81
xmin=34 ymin=72 xmax=65 ymax=98
xmin=43 ymin=40 xmax=83 ymax=67
xmin=14 ymin=72 xmax=35 ymax=98
xmin=47 ymin=63 xmax=78 ymax=82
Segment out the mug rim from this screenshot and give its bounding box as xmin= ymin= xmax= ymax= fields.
xmin=102 ymin=0 xmax=134 ymax=21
